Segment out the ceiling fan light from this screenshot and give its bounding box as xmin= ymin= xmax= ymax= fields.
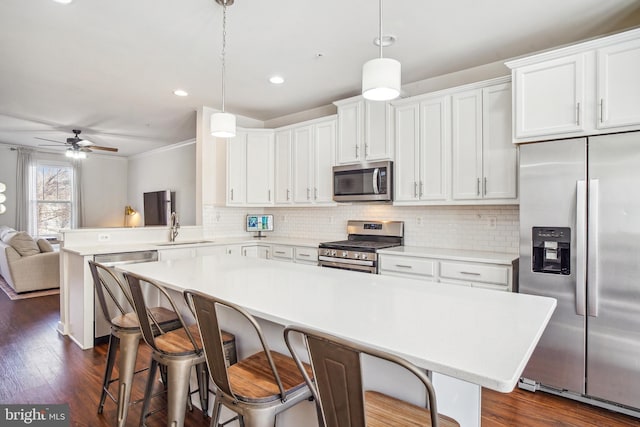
xmin=362 ymin=57 xmax=401 ymax=101
xmin=211 ymin=112 xmax=236 ymax=138
xmin=0 ymin=204 xmax=5 ymax=215
xmin=0 ymin=194 xmax=5 ymax=204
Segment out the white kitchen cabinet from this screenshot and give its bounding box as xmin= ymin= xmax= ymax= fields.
xmin=274 ymin=129 xmax=293 ymax=205
xmin=294 ymin=246 xmax=318 ymax=265
xmin=334 ymin=97 xmax=393 ymax=164
xmin=227 ymin=129 xmax=275 ymax=206
xmin=597 ymin=37 xmax=640 ymax=129
xmin=158 ymin=247 xmax=196 ymax=260
xmin=271 ymin=245 xmax=294 ymax=262
xmin=507 ymin=27 xmax=640 ymax=142
xmin=242 ymin=245 xmax=270 ymax=258
xmin=292 ymin=117 xmax=336 ymax=205
xmin=439 ymin=261 xmax=510 ymax=290
xmin=379 ymin=254 xmax=437 ymax=279
xmin=452 ymin=83 xmax=516 ymax=201
xmin=394 ymin=96 xmax=450 ymax=203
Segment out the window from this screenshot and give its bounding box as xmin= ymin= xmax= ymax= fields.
xmin=31 ymin=162 xmax=75 ymax=237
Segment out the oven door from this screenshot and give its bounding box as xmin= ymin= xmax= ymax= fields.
xmin=318 ymin=256 xmax=377 ymax=273
xmin=333 ymin=161 xmax=392 ymax=202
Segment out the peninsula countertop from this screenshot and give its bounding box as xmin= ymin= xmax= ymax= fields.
xmin=118 ymin=254 xmax=555 ymax=393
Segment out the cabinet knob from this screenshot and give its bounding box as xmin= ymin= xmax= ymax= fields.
xmin=230 ymin=188 xmax=234 ymax=201
xmin=314 ymin=187 xmax=318 ymax=200
xmin=355 ymin=144 xmax=360 ymax=159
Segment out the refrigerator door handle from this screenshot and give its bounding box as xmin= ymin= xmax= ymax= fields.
xmin=576 ymin=180 xmax=587 ymax=316
xmin=588 ymin=179 xmax=600 ymax=317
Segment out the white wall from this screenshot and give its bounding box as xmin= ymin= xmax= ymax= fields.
xmin=0 ymin=145 xmax=18 ymax=229
xmin=128 ymin=140 xmax=197 ymax=226
xmin=82 ymin=154 xmax=128 ymax=227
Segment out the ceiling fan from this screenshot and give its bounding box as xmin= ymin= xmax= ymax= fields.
xmin=36 ymin=129 xmax=118 ymax=157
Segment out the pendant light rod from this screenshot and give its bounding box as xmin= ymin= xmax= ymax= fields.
xmin=378 ymin=0 xmax=383 ymax=59
xmin=221 ymin=0 xmax=227 ymax=112
xmin=212 ymin=0 xmax=236 ymax=138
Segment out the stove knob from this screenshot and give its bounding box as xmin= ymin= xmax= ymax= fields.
xmin=331 ymin=250 xmax=337 ymax=257
xmin=354 ymin=253 xmax=360 ymax=259
xmin=342 ymin=251 xmax=348 ymax=257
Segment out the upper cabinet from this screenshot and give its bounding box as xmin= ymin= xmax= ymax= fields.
xmin=507 ymin=28 xmax=640 ymax=142
xmin=393 ymin=77 xmax=517 ymax=206
xmin=334 ymin=97 xmax=393 ymax=164
xmin=227 ymin=129 xmax=274 ymax=206
xmin=274 ymin=129 xmax=293 ymax=205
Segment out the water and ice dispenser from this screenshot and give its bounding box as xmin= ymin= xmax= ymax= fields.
xmin=532 ymin=227 xmax=570 ymax=275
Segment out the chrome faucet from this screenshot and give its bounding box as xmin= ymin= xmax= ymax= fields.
xmin=169 ymin=212 xmax=180 ymax=242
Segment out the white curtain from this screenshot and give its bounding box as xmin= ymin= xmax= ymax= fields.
xmin=15 ymin=147 xmax=33 ymax=232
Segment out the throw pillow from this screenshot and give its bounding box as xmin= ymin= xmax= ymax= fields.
xmin=37 ymin=239 xmax=54 ymax=253
xmin=7 ymin=231 xmax=40 ymax=257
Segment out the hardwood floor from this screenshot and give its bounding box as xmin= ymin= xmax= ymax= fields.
xmin=1 ymin=287 xmax=639 ymax=426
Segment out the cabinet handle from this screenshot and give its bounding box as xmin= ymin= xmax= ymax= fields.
xmin=275 ymin=251 xmax=286 ymax=255
xmin=483 ymin=177 xmax=487 ymax=196
xmin=314 ymin=187 xmax=318 ymax=200
xmin=365 ymin=143 xmax=369 ymax=157
xmin=299 ymin=253 xmax=311 ymax=257
xmin=268 ymin=189 xmax=271 ymax=201
xmin=395 ymin=264 xmax=413 ymax=269
xmin=306 ymin=188 xmax=310 ymax=200
xmin=355 ymin=144 xmax=360 ymax=159
xmin=599 ymin=99 xmax=605 ymax=123
xmin=414 ymin=182 xmax=418 ymax=198
xmin=576 ymin=102 xmax=581 ymax=126
xmin=460 ymin=271 xmax=481 ymax=276
xmin=243 ymin=249 xmax=247 ymax=256
xmin=286 ymin=189 xmax=290 ymax=201
xmin=419 ymin=181 xmax=424 ymax=197
xmin=230 ymin=188 xmax=234 ymax=201
xmin=477 ymin=178 xmax=481 ymax=196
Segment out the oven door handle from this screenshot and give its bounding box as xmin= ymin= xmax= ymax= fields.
xmin=372 ymin=168 xmax=380 ymax=194
xmin=318 ymin=256 xmax=374 ymax=267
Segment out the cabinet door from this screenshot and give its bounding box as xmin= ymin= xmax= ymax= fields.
xmin=313 ymin=119 xmax=336 ymax=203
xmin=227 ymin=132 xmax=247 ymax=205
xmin=274 ymin=130 xmax=293 ymax=204
xmin=245 ymin=132 xmax=274 ymax=205
xmin=452 ymin=89 xmax=483 ymax=200
xmin=336 ymin=101 xmax=363 ymax=164
xmin=513 ymin=54 xmax=586 ymax=139
xmin=597 ymin=38 xmax=640 ymax=129
xmin=293 ymin=125 xmax=313 ymax=203
xmin=394 ymin=103 xmax=420 ymax=201
xmin=419 ymin=96 xmax=450 ymax=201
xmin=364 ymin=101 xmax=393 ymax=161
xmin=482 ymin=83 xmax=517 ymax=199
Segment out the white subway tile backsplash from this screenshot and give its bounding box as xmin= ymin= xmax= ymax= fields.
xmin=203 ymin=204 xmax=519 ymax=254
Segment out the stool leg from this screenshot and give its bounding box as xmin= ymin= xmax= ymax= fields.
xmin=98 ymin=332 xmax=119 ymax=414
xmin=209 ymin=393 xmax=222 ymax=427
xmin=166 ymin=359 xmax=193 ymax=427
xmin=116 ymin=332 xmax=140 ymax=427
xmin=139 ymin=357 xmax=158 ymax=427
xmin=195 ymin=361 xmax=209 ymax=417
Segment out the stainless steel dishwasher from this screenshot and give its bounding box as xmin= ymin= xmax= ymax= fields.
xmin=93 ymin=250 xmax=158 ymax=343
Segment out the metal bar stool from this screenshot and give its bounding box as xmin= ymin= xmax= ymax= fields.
xmin=89 ymin=261 xmax=180 ymax=427
xmin=124 ymin=272 xmax=210 ymax=427
xmin=184 ymin=289 xmax=313 ymax=427
xmin=284 ymin=325 xmax=460 ymax=427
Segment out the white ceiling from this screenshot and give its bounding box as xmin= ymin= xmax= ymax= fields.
xmin=1 ymin=0 xmax=639 ymax=157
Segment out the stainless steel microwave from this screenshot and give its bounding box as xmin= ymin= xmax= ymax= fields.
xmin=333 ymin=161 xmax=393 ymax=202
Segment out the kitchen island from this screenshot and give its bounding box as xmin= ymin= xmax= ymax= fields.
xmin=118 ymin=254 xmax=555 ymax=427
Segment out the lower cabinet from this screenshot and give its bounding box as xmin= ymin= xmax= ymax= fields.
xmin=379 ymin=253 xmax=516 ymax=292
xmin=159 ymin=242 xmax=318 ymax=265
xmin=271 ymin=244 xmax=319 ymax=266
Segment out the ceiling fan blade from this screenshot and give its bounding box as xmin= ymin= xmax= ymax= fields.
xmin=90 ymin=145 xmax=118 ymax=152
xmin=35 ymin=137 xmax=65 ymax=144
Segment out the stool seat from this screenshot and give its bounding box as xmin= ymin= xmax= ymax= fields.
xmin=111 ymin=307 xmax=178 ymax=330
xmin=228 ymin=350 xmax=313 ymax=403
xmin=365 ymin=391 xmax=460 ymax=427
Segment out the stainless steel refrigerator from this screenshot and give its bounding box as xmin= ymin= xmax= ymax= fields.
xmin=519 ymin=131 xmax=640 ymax=415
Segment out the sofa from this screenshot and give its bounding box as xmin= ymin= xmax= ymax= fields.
xmin=0 ymin=226 xmax=60 ymax=293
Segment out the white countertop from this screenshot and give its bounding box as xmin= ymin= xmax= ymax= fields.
xmin=61 ymin=237 xmax=321 ymax=256
xmin=378 ymin=246 xmax=518 ymax=264
xmin=118 ymin=255 xmax=555 ymax=393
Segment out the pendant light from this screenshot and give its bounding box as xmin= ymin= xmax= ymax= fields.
xmin=362 ymin=0 xmax=401 ymax=101
xmin=211 ymin=0 xmax=236 ymax=138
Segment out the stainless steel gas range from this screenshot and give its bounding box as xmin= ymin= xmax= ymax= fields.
xmin=318 ymin=220 xmax=404 ymax=273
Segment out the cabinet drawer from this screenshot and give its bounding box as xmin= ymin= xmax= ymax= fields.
xmin=379 ymin=255 xmax=436 ymax=277
xmin=271 ymin=245 xmax=294 ymax=260
xmin=439 ymin=261 xmax=509 ymax=285
xmin=295 ymin=247 xmax=317 ymax=263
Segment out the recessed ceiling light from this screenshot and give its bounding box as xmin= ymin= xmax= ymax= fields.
xmin=53 ymin=0 xmax=73 ymax=4
xmin=269 ymin=76 xmax=285 ymax=85
xmin=173 ymin=89 xmax=188 ymax=97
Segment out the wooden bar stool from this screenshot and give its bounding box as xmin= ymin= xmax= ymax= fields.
xmin=89 ymin=261 xmax=180 ymax=427
xmin=124 ymin=272 xmax=210 ymax=427
xmin=284 ymin=325 xmax=460 ymax=427
xmin=184 ymin=289 xmax=313 ymax=427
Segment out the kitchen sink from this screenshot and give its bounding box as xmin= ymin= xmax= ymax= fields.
xmin=155 ymin=240 xmax=214 ymax=246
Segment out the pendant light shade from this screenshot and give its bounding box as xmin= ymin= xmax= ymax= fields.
xmin=211 ymin=112 xmax=236 ymax=138
xmin=211 ymin=0 xmax=236 ymax=138
xmin=362 ymin=57 xmax=401 ymax=101
xmin=362 ymin=0 xmax=400 ymax=101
